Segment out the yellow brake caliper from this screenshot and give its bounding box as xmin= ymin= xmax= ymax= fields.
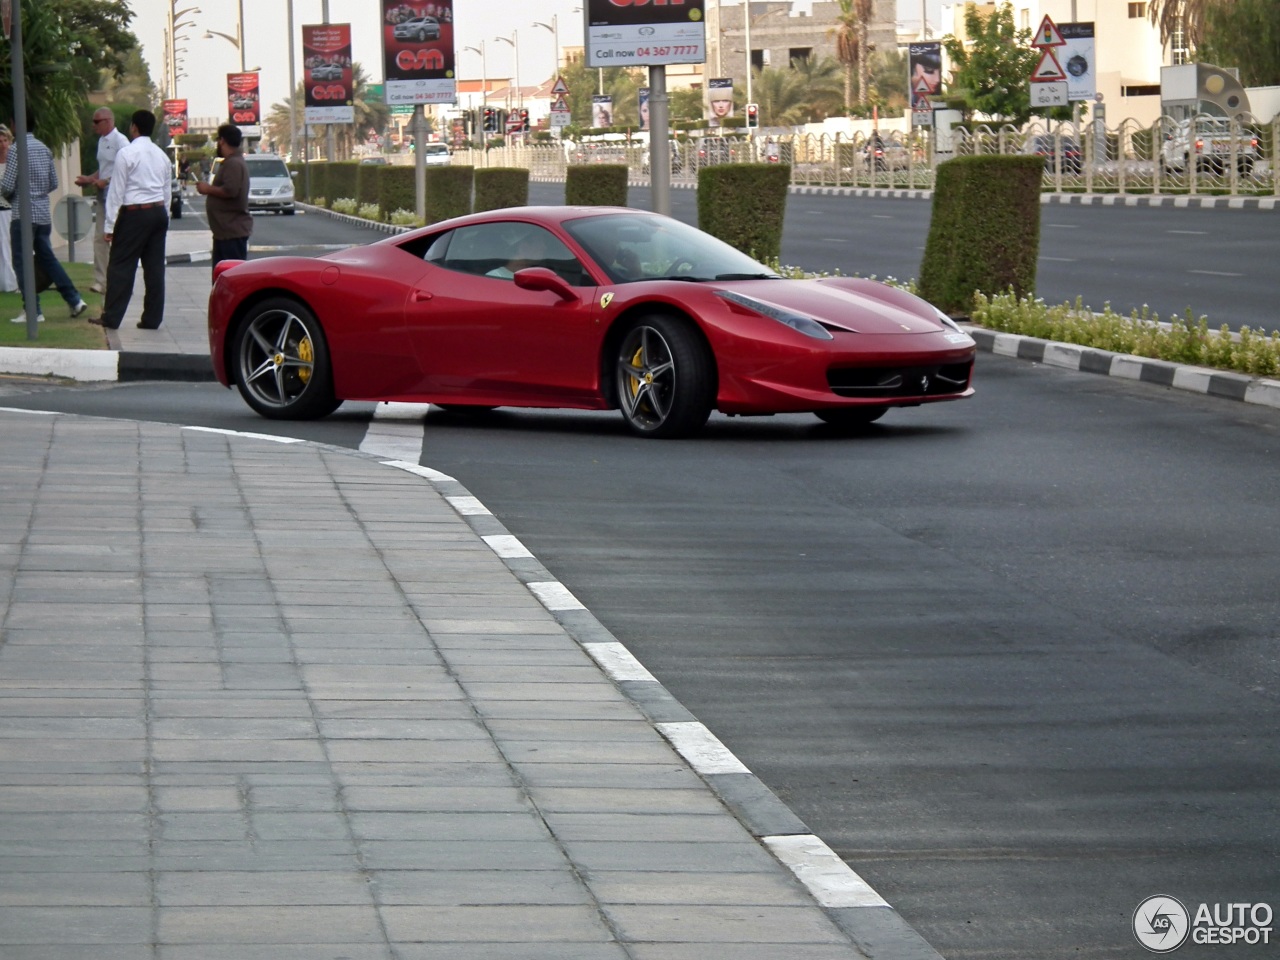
xmin=296 ymin=336 xmax=313 ymax=383
xmin=628 ymin=346 xmax=644 ymax=398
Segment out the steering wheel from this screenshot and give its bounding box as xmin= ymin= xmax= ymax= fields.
xmin=668 ymin=257 xmax=696 ymax=276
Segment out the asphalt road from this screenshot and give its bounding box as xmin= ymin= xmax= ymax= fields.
xmin=527 ymin=181 xmax=1279 ymax=332
xmin=10 ymin=196 xmax=1276 ymax=960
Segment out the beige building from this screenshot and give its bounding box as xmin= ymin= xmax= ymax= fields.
xmin=706 ymin=0 xmax=897 ymax=86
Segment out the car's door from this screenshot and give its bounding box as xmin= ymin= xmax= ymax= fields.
xmin=404 ymin=222 xmax=604 ymax=406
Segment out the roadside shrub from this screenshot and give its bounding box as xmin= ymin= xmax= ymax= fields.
xmin=358 ymin=202 xmax=380 ymax=221
xmin=331 ymin=197 xmax=358 ymax=215
xmin=697 ymin=163 xmax=791 ymax=261
xmin=919 ymin=155 xmax=1044 ymax=315
xmin=378 ymin=165 xmax=416 ymax=221
xmin=474 ymin=167 xmax=529 ymax=212
xmin=565 ymin=165 xmax=628 ymax=206
xmin=425 ymin=165 xmax=474 ymax=223
xmin=389 ymin=208 xmax=424 ymax=227
xmin=326 ymin=162 xmax=360 ymax=209
xmin=972 ymin=291 xmax=1280 ymax=377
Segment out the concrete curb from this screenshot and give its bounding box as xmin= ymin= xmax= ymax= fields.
xmin=397 ymin=458 xmax=946 ymax=960
xmin=964 ymin=325 xmax=1280 ymax=411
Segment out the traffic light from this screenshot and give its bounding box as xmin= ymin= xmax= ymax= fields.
xmin=483 ymin=107 xmax=496 ymax=133
xmin=519 ymin=108 xmax=529 ymax=132
xmin=746 ymin=103 xmax=759 ymax=129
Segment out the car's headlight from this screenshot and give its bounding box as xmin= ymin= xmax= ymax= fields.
xmin=717 ymin=291 xmax=833 ymax=341
xmin=934 ymin=308 xmax=962 ymax=332
xmin=278 ymin=185 xmax=294 ymax=197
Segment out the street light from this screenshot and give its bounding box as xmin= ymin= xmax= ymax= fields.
xmin=494 ymin=31 xmax=521 ymax=110
xmin=464 ymin=42 xmax=487 ymax=116
xmin=204 ymin=28 xmax=246 ymax=73
xmin=532 ymin=15 xmax=559 ymax=76
xmin=168 ymin=4 xmax=201 ymax=98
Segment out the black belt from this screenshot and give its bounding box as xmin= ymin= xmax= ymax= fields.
xmin=121 ymin=202 xmax=163 ymax=211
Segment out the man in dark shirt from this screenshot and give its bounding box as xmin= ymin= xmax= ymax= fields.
xmin=196 ymin=124 xmax=252 ymax=274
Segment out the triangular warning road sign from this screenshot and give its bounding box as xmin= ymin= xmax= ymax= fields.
xmin=914 ymin=76 xmax=933 ymax=93
xmin=1033 ymin=15 xmax=1065 ymax=47
xmin=551 ymin=76 xmax=569 ymax=95
xmin=1031 ymin=48 xmax=1066 ymax=82
xmin=552 ymin=96 xmax=569 ymax=112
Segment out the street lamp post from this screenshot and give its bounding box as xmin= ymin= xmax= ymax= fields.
xmin=494 ymin=31 xmax=521 ymax=111
xmin=168 ymin=4 xmax=201 ymax=98
xmin=464 ymin=42 xmax=489 ymax=162
xmin=532 ymin=15 xmax=559 ymax=76
xmin=204 ymin=29 xmax=245 ymax=73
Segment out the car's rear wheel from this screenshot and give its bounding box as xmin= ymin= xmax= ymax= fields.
xmin=615 ymin=315 xmax=714 ymax=439
xmin=233 ymin=297 xmax=341 ymax=420
xmin=815 ymin=406 xmax=888 ymax=429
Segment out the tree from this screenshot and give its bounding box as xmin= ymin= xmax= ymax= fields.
xmin=943 ymin=3 xmax=1039 ymax=126
xmin=1197 ymin=0 xmax=1280 ymax=89
xmin=830 ymin=0 xmax=874 ymax=110
xmin=1146 ymin=0 xmax=1227 ymax=53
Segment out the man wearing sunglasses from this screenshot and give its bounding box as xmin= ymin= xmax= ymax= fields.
xmin=74 ymin=109 xmax=129 ymax=295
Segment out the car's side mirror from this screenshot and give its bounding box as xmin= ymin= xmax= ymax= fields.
xmin=514 ymin=267 xmax=576 ymax=301
xmin=291 ymin=170 xmax=299 ymax=178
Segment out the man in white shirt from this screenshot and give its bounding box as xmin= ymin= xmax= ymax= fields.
xmin=74 ymin=108 xmax=129 ymax=294
xmin=90 ymin=110 xmax=171 ymax=330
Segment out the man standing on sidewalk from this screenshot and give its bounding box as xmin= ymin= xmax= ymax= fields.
xmin=0 ymin=110 xmax=90 ymax=323
xmin=74 ymin=108 xmax=129 ymax=295
xmin=195 ymin=124 xmax=252 ymax=273
xmin=91 ymin=110 xmax=170 ymax=331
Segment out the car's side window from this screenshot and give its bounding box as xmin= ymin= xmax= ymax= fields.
xmin=437 ymin=223 xmax=590 ymax=286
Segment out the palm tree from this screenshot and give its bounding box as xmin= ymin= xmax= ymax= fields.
xmin=788 ymin=56 xmax=845 ymax=121
xmin=830 ymin=0 xmax=874 ymax=109
xmin=1146 ymin=0 xmax=1224 ymax=53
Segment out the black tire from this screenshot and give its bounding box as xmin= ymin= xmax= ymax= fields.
xmin=232 ymin=296 xmax=342 ymax=420
xmin=417 ymin=29 xmax=428 ymax=41
xmin=816 ymin=406 xmax=888 ymax=429
xmin=284 ymin=207 xmax=296 ymax=215
xmin=171 ymin=196 xmax=182 ymax=219
xmin=615 ymin=315 xmax=715 ymax=439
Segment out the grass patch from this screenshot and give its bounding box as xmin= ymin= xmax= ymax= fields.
xmin=0 ymin=262 xmax=108 ymax=350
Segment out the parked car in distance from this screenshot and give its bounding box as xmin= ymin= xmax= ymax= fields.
xmin=360 ymin=156 xmax=390 ymax=165
xmin=695 ymin=137 xmax=736 ymax=168
xmin=1024 ymin=133 xmax=1083 ymax=174
xmin=423 ymin=143 xmax=451 ymax=166
xmin=393 ymin=16 xmax=440 ymax=41
xmin=1161 ymin=117 xmax=1258 ymax=176
xmin=211 ymin=154 xmax=297 ymax=215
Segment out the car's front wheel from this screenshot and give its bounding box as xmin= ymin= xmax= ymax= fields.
xmin=233 ymin=297 xmax=341 ymax=420
xmin=615 ymin=315 xmax=714 ymax=439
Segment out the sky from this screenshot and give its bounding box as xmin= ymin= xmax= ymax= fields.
xmin=130 ymin=0 xmax=943 ymax=122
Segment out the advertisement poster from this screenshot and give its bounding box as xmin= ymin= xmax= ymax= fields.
xmin=303 ymin=23 xmax=355 ymax=124
xmin=227 ymin=72 xmax=262 ymax=136
xmin=707 ymin=77 xmax=733 ymax=127
xmin=591 ymin=95 xmax=613 ymax=129
xmin=908 ymin=41 xmax=942 ymax=126
xmin=381 ymin=0 xmax=456 ymax=105
xmin=584 ymin=0 xmax=705 ymax=69
xmin=638 ymin=88 xmax=649 ymax=130
xmin=161 ymin=99 xmax=188 ymax=137
xmin=1060 ymin=22 xmax=1096 ymax=102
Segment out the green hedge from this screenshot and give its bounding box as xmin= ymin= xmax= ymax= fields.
xmin=290 ymin=162 xmax=329 ymax=205
xmin=327 ymin=161 xmax=360 ymax=205
xmin=695 ymin=163 xmax=791 ymax=261
xmin=918 ymin=155 xmax=1044 ymax=315
xmin=378 ymin=166 xmax=417 ymax=220
xmin=565 ymin=165 xmax=628 ymax=206
xmin=425 ymin=165 xmax=474 ymax=223
xmin=356 ymin=164 xmax=381 ymax=209
xmin=473 ymin=167 xmax=529 ymax=212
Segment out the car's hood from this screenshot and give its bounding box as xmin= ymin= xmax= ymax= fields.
xmin=720 ymin=277 xmax=945 ymax=335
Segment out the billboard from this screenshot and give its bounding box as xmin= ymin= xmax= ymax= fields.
xmin=583 ymin=0 xmax=706 ymax=69
xmin=227 ymin=72 xmax=262 ymax=135
xmin=381 ymin=0 xmax=456 ymax=105
xmin=592 ymin=95 xmax=613 ymax=129
xmin=908 ymin=41 xmax=942 ymax=126
xmin=706 ymin=77 xmax=733 ymax=127
xmin=304 ymin=23 xmax=355 ymax=124
xmin=161 ymin=99 xmax=188 ymax=137
xmin=639 ymin=88 xmax=649 ymax=130
xmin=1060 ymin=22 xmax=1096 ymax=103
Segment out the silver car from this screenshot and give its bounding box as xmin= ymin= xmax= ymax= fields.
xmin=393 ymin=16 xmax=440 ymax=42
xmin=310 ymin=63 xmax=343 ymax=81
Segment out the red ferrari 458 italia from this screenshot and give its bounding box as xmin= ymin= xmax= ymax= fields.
xmin=207 ymin=206 xmax=975 ymax=438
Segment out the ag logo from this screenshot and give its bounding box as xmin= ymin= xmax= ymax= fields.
xmin=1134 ymin=895 xmax=1190 ymax=953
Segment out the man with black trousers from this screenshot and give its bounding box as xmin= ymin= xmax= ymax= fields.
xmin=91 ymin=110 xmax=171 ymax=330
xmin=196 ymin=123 xmax=252 ymax=272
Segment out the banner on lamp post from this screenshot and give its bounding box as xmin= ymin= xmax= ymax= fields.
xmin=381 ymin=0 xmax=457 ymax=105
xmin=304 ymin=23 xmax=355 ymax=124
xmin=161 ymin=99 xmax=189 ymax=137
xmin=227 ymin=73 xmax=262 ymax=137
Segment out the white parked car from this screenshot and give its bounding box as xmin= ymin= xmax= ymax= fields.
xmin=1161 ymin=117 xmax=1258 ymax=176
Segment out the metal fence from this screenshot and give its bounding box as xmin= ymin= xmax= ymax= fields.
xmin=451 ymin=115 xmax=1279 ymax=198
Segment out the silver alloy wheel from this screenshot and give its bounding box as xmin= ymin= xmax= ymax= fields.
xmin=617 ymin=324 xmax=678 ymax=432
xmin=238 ymin=307 xmax=318 ymax=411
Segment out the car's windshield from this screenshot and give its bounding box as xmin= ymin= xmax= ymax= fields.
xmin=564 ymin=212 xmax=779 ymax=284
xmin=246 ymin=157 xmax=289 ymax=178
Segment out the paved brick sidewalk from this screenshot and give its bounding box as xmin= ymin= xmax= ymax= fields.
xmin=0 ymin=409 xmax=943 ymax=959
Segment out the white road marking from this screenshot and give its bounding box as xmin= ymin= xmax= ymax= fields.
xmin=1188 ymin=269 xmax=1243 ymax=277
xmin=657 ymin=721 xmax=750 ymax=775
xmin=358 ymin=402 xmax=430 ymax=461
xmin=1039 ymin=256 xmax=1078 ymax=262
xmin=183 ymin=426 xmax=304 ymax=443
xmin=1167 ymin=229 xmax=1208 ymax=235
xmin=763 ymin=834 xmax=890 ymax=908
